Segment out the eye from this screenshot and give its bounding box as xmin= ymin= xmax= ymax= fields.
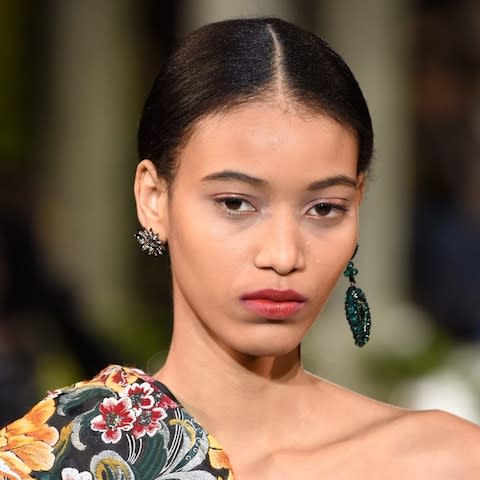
xmin=214 ymin=196 xmax=256 ymax=214
xmin=307 ymin=202 xmax=348 ymax=219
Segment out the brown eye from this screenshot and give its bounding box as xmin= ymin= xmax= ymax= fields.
xmin=224 ymin=198 xmax=244 ymax=211
xmin=307 ymin=202 xmax=347 ymax=219
xmin=314 ymin=203 xmax=333 ymax=216
xmin=215 ymin=197 xmax=256 ymax=214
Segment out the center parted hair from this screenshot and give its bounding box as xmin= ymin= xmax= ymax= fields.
xmin=138 ymin=17 xmax=373 ymax=183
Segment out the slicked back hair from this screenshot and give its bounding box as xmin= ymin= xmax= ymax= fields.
xmin=138 ymin=17 xmax=373 ymax=183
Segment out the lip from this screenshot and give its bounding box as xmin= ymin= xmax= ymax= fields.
xmin=241 ymin=289 xmax=306 ymax=302
xmin=240 ymin=289 xmax=307 ymax=320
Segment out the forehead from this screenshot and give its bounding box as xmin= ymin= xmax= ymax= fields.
xmin=175 ymin=101 xmax=358 ymax=184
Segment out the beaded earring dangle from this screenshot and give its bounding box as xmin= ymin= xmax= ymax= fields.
xmin=134 ymin=228 xmax=167 ymax=256
xmin=343 ymin=245 xmax=371 ymax=347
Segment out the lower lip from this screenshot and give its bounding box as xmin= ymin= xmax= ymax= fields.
xmin=241 ymin=299 xmax=305 ymax=320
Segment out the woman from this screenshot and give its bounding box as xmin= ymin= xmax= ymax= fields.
xmin=1 ymin=17 xmax=479 ymax=479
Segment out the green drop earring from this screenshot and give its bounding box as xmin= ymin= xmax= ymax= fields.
xmin=343 ymin=245 xmax=371 ymax=347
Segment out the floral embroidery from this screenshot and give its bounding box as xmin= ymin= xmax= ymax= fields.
xmin=157 ymin=392 xmax=178 ymax=410
xmin=61 ymin=467 xmax=93 ymax=480
xmin=90 ymin=381 xmax=169 ymax=442
xmin=132 ymin=406 xmax=166 ymax=439
xmin=90 ymin=397 xmax=136 ymax=444
xmin=123 ymin=382 xmax=155 ymax=409
xmin=0 ymin=398 xmax=59 ymax=479
xmin=0 ymin=365 xmax=233 ymax=479
xmin=208 ymin=433 xmax=233 ymax=471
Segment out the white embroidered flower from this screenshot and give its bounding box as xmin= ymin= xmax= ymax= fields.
xmin=61 ymin=467 xmax=93 ymax=480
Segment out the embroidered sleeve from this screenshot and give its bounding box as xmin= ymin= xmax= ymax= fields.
xmin=0 ymin=365 xmax=233 ymax=480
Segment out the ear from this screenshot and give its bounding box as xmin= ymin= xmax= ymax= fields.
xmin=134 ymin=159 xmax=169 ymax=240
xmin=355 ymin=172 xmax=366 ymax=205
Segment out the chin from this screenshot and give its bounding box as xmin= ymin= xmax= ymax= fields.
xmin=232 ymin=328 xmax=303 ymax=358
xmin=243 ymin=345 xmax=298 ymax=358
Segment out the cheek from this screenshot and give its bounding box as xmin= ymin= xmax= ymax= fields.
xmin=306 ymin=220 xmax=358 ymax=288
xmin=167 ymin=196 xmax=244 ymax=282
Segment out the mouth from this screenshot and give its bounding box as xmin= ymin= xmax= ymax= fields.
xmin=240 ymin=289 xmax=307 ymax=320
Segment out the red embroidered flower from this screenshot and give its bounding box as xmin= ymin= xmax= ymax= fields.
xmin=157 ymin=394 xmax=178 ymax=410
xmin=90 ymin=397 xmax=135 ymax=444
xmin=124 ymin=382 xmax=155 ymax=410
xmin=131 ymin=406 xmax=166 ymax=439
xmin=110 ymin=369 xmax=128 ymax=387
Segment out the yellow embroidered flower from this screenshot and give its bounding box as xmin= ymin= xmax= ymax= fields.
xmin=74 ymin=365 xmax=141 ymax=394
xmin=208 ymin=434 xmax=233 ymax=471
xmin=0 ymin=398 xmax=59 ymax=479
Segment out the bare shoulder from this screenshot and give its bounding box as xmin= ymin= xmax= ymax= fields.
xmin=308 ymin=374 xmax=480 ymax=477
xmin=372 ymin=409 xmax=480 ymax=478
xmin=309 ymin=373 xmax=407 ymax=426
xmin=399 ymin=410 xmax=480 ymax=457
xmin=407 ymin=408 xmax=480 ymax=436
xmin=312 ymin=372 xmax=480 ymax=435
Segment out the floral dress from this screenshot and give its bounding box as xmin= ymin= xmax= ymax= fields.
xmin=0 ymin=365 xmax=234 ymax=479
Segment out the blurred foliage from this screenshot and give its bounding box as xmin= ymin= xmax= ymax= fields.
xmin=366 ymin=331 xmax=452 ymax=397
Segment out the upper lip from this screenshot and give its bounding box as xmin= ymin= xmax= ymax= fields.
xmin=241 ymin=289 xmax=306 ymax=302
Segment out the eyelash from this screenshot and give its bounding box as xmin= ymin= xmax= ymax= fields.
xmin=213 ymin=196 xmax=349 ymax=219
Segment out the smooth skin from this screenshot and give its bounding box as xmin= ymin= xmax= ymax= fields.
xmin=134 ymin=101 xmax=480 ymax=479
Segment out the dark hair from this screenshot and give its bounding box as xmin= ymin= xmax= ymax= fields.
xmin=138 ymin=17 xmax=373 ymax=183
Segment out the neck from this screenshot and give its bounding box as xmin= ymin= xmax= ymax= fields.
xmin=158 ymin=327 xmax=304 ymax=389
xmin=154 ymin=313 xmax=315 ymax=452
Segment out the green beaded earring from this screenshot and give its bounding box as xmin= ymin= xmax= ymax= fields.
xmin=343 ymin=245 xmax=371 ymax=347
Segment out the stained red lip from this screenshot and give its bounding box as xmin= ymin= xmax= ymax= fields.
xmin=240 ymin=289 xmax=307 ymax=320
xmin=240 ymin=289 xmax=306 ymax=302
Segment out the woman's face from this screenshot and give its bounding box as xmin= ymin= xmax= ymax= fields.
xmin=137 ymin=101 xmax=363 ymax=358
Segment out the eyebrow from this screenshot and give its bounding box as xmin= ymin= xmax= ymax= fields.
xmin=306 ymin=175 xmax=358 ymax=190
xmin=201 ymin=169 xmax=358 ymax=190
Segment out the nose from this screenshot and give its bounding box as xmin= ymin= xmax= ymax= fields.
xmin=254 ymin=210 xmax=306 ymax=275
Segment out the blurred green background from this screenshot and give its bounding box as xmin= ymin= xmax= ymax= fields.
xmin=1 ymin=0 xmax=479 ymax=426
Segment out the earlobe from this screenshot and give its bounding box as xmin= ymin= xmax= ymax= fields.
xmin=134 ymin=159 xmax=169 ymax=240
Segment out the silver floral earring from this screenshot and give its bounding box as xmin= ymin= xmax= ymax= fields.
xmin=134 ymin=228 xmax=167 ymax=256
